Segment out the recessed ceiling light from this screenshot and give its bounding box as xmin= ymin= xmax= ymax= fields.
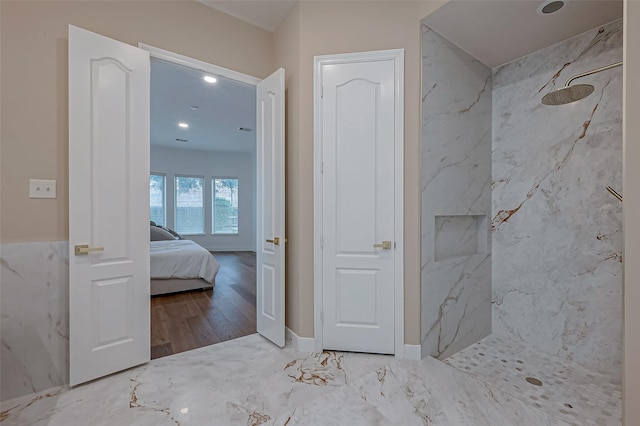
xmin=203 ymin=75 xmax=217 ymax=83
xmin=537 ymin=0 xmax=564 ymax=15
xmin=190 ymin=105 xmax=199 ymax=111
xmin=178 ymin=122 xmax=189 ymax=128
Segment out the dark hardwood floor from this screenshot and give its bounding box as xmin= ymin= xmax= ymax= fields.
xmin=150 ymin=251 xmax=256 ymax=359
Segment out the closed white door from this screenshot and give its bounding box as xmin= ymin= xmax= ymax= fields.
xmin=69 ymin=25 xmax=150 ymax=386
xmin=320 ymin=57 xmax=399 ymax=354
xmin=256 ymin=68 xmax=286 ymax=347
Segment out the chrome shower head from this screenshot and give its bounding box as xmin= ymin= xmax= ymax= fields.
xmin=541 ymin=84 xmax=595 ymax=106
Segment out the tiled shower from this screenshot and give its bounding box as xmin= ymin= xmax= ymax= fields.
xmin=421 ymin=17 xmax=623 ymax=426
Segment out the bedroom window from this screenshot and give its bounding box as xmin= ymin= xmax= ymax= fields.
xmin=212 ymin=178 xmax=239 ymax=234
xmin=150 ymin=174 xmax=165 ymax=226
xmin=175 ymin=176 xmax=204 ymax=235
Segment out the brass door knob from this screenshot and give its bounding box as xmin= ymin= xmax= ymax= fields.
xmin=373 ymin=241 xmax=392 ymax=250
xmin=74 ymin=244 xmax=105 ymax=255
xmin=266 ymin=237 xmax=280 ymax=245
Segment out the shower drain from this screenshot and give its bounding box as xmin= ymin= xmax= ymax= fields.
xmin=526 ymin=377 xmax=543 ymax=386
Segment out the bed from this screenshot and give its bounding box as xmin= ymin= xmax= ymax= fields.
xmin=150 ymin=239 xmax=220 ymax=296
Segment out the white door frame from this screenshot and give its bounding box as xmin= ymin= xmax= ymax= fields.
xmin=138 ymin=44 xmax=286 ymax=347
xmin=139 ymin=44 xmax=261 ymax=86
xmin=313 ymin=49 xmax=405 ymax=357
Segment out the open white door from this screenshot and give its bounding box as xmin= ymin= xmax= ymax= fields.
xmin=69 ymin=26 xmax=150 ymax=386
xmin=256 ymin=68 xmax=286 ymax=347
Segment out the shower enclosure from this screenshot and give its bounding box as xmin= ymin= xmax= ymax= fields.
xmin=420 ymin=13 xmax=623 ymax=426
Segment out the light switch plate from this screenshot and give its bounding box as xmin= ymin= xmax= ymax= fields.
xmin=29 ymin=179 xmax=56 ymax=199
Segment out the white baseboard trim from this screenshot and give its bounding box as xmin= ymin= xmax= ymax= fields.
xmin=283 ymin=329 xmax=421 ymax=358
xmin=402 ymin=344 xmax=423 ymax=360
xmin=285 ymin=327 xmax=316 ymax=352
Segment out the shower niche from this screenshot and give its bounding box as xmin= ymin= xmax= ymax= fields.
xmin=434 ymin=215 xmax=487 ymax=262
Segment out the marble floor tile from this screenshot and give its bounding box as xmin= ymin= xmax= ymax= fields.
xmin=270 ymin=357 xmax=570 ymax=425
xmin=0 ymin=334 xmax=391 ymax=426
xmin=445 ymin=334 xmax=622 ymax=426
xmin=1 ymin=333 xmax=573 ymax=426
xmin=357 ymin=358 xmax=569 ymax=426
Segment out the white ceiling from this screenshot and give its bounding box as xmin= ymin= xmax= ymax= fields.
xmin=424 ymin=0 xmax=623 ymax=68
xmin=196 ymin=1 xmax=622 ymax=68
xmin=150 ymin=58 xmax=256 ymax=153
xmin=195 ymin=0 xmax=296 ymax=32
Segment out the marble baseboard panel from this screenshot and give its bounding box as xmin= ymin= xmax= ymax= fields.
xmin=1 ymin=333 xmax=571 ymax=426
xmin=0 ymin=241 xmax=69 ymax=402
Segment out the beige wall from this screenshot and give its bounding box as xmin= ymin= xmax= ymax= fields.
xmin=0 ymin=0 xmax=445 ymax=347
xmin=274 ymin=1 xmax=444 ymax=342
xmin=0 ymin=0 xmax=274 ymax=243
xmin=623 ymin=0 xmax=640 ymax=422
xmin=273 ymin=4 xmax=304 ymax=337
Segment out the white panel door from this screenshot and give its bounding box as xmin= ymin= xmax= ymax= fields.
xmin=322 ymin=59 xmax=397 ymax=354
xmin=69 ymin=26 xmax=150 ymax=386
xmin=256 ymin=68 xmax=286 ymax=347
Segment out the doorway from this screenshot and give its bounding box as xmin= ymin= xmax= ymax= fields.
xmin=145 ymin=49 xmax=259 ymax=359
xmin=68 ymin=27 xmax=285 ymax=386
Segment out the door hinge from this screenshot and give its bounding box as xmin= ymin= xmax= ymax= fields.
xmin=321 ymin=311 xmax=324 ymax=324
xmin=320 ymin=161 xmax=324 ymax=174
xmin=320 ymin=236 xmax=323 ymax=248
xmin=321 ymin=85 xmax=324 ymax=98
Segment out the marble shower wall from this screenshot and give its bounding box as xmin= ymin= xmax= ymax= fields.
xmin=492 ymin=20 xmax=623 ymax=376
xmin=421 ymin=25 xmax=492 ymax=359
xmin=0 ymin=242 xmax=69 ymax=401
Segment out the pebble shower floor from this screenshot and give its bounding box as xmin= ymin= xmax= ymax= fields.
xmin=444 ymin=334 xmax=622 ymax=426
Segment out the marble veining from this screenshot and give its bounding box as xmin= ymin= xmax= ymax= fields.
xmin=285 ymin=351 xmax=346 ymax=386
xmin=492 ymin=19 xmax=623 ymax=377
xmin=1 ymin=333 xmax=572 ymax=426
xmin=0 ymin=241 xmax=69 ymax=401
xmin=420 ymin=24 xmax=492 ymax=359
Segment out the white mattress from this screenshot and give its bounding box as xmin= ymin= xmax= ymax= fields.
xmin=150 ymin=240 xmax=219 ymax=283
